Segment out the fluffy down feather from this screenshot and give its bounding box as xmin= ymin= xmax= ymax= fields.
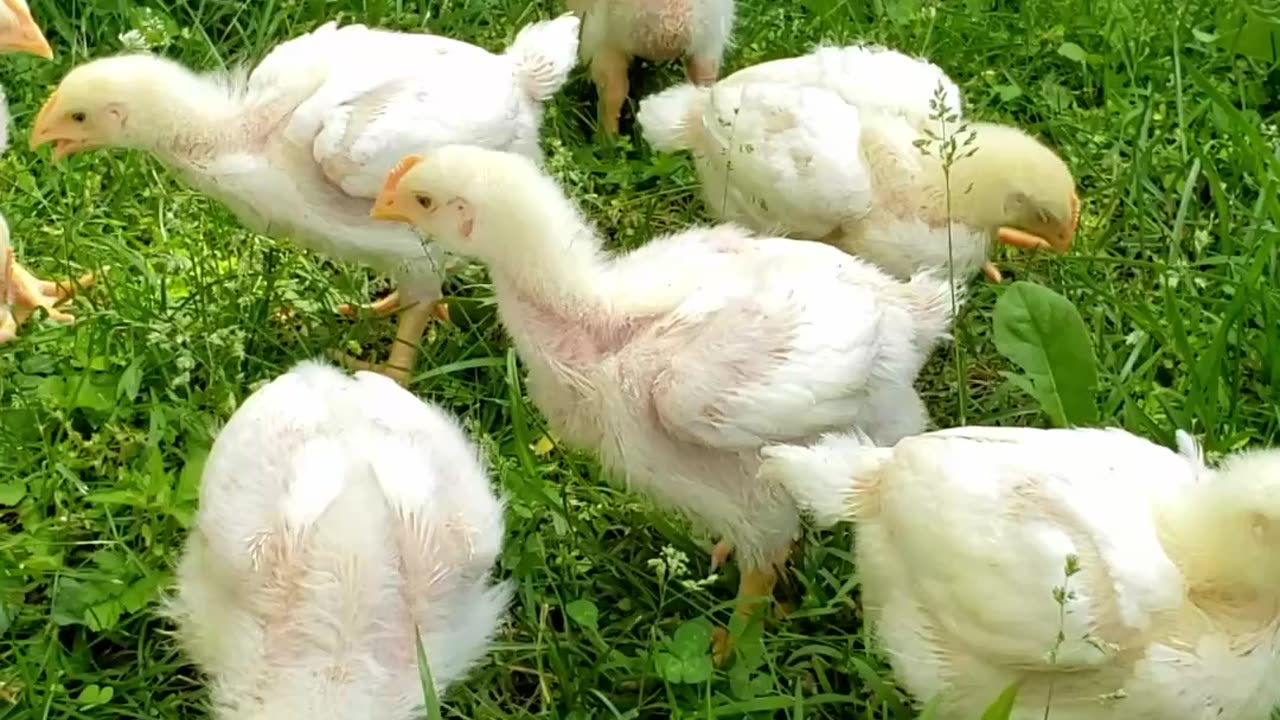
xmin=717 ymin=42 xmax=963 ymax=126
xmin=165 ymin=360 xmax=510 ymax=720
xmin=763 ymin=425 xmax=1280 ymax=720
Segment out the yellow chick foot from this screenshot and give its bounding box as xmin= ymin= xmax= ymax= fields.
xmin=330 ymin=299 xmax=448 ymax=386
xmin=1 ymin=258 xmax=95 ymax=342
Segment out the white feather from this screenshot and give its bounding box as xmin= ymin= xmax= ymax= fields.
xmin=165 ymin=359 xmax=509 ymax=720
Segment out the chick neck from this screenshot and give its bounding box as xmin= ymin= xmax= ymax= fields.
xmin=106 ymin=60 xmax=246 ymax=157
xmin=475 ymin=173 xmax=609 ymax=313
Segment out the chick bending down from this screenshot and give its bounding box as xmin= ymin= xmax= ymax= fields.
xmin=762 ymin=426 xmax=1280 ymax=720
xmin=29 ymin=14 xmax=581 ymax=383
xmin=639 ymin=77 xmax=1079 ymax=283
xmin=569 ymin=0 xmax=735 ymax=134
xmin=166 ymin=360 xmax=510 ymax=719
xmin=369 ymin=144 xmax=961 ymax=665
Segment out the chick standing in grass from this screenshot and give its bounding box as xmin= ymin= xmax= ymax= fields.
xmin=166 ymin=360 xmax=510 ymax=719
xmin=368 ymin=144 xmax=961 ymax=663
xmin=762 ymin=426 xmax=1280 ymax=719
xmin=638 ymin=56 xmax=1079 ymax=283
xmin=26 ymin=14 xmax=580 ymax=383
xmin=569 ymin=0 xmax=735 ymax=135
xmin=0 ymin=0 xmax=95 ymax=343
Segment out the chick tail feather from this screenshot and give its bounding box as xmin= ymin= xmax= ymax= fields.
xmin=896 ymin=268 xmax=966 ymax=353
xmin=506 ymin=13 xmax=582 ymax=103
xmin=759 ymin=430 xmax=890 ymax=527
xmin=637 ymin=83 xmax=710 ymax=152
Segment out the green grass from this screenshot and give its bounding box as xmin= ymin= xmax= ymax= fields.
xmin=2 ymin=0 xmax=1279 ymax=717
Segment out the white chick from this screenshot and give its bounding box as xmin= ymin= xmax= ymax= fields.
xmin=368 ymin=145 xmax=961 ymax=664
xmin=166 ymin=360 xmax=510 ymax=719
xmin=569 ymin=0 xmax=735 ymax=134
xmin=28 ymin=15 xmax=581 ymax=382
xmin=715 ymin=42 xmax=963 ymax=128
xmin=762 ymin=426 xmax=1280 ymax=720
xmin=639 ymin=80 xmax=1078 ymax=283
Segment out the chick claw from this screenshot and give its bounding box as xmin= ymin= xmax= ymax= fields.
xmin=338 ymin=290 xmax=450 ymax=323
xmin=2 ymin=262 xmax=95 ymax=342
xmin=981 ymin=261 xmax=1004 ymax=283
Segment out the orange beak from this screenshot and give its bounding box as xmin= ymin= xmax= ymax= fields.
xmin=0 ymin=0 xmax=52 ymax=59
xmin=996 ymin=191 xmax=1080 ymax=256
xmin=29 ymin=91 xmax=88 ymax=161
xmin=369 ymin=154 xmax=425 ymax=223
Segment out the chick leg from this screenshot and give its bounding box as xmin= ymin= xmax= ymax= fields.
xmin=710 ymin=540 xmax=798 ymax=667
xmin=686 ymin=55 xmax=720 ymax=86
xmin=331 ymin=301 xmax=438 ymax=385
xmin=711 ymin=563 xmax=779 ymax=667
xmin=591 ymin=48 xmax=630 ymax=136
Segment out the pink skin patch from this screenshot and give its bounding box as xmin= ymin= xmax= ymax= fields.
xmin=447 ymin=198 xmax=474 ymax=239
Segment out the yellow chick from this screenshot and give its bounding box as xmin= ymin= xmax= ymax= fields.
xmin=640 ymin=79 xmax=1080 ymax=283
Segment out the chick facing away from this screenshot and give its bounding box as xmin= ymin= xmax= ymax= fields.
xmin=165 ymin=360 xmax=510 ymax=720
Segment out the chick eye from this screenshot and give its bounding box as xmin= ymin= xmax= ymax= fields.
xmin=414 ymin=194 xmax=434 ymax=211
xmin=70 ymin=112 xmax=86 ymax=123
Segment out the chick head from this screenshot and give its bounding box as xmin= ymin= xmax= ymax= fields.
xmin=370 ymin=145 xmax=548 ymax=263
xmin=30 ymin=54 xmax=184 ymax=159
xmin=1192 ymin=447 xmax=1280 ymax=597
xmin=0 ymin=0 xmax=51 ymax=58
xmin=955 ymin=122 xmax=1079 ymax=255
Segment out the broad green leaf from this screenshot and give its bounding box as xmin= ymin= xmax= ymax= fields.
xmin=670 ymin=618 xmax=714 ymax=658
xmin=655 ymin=652 xmax=683 ymax=683
xmin=565 ymin=599 xmax=599 ymax=630
xmin=993 ymin=281 xmax=1099 ymax=427
xmin=1057 ymin=41 xmax=1088 ymax=63
xmin=0 ymin=480 xmax=26 ymax=506
xmin=979 ymin=681 xmax=1022 ymax=719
